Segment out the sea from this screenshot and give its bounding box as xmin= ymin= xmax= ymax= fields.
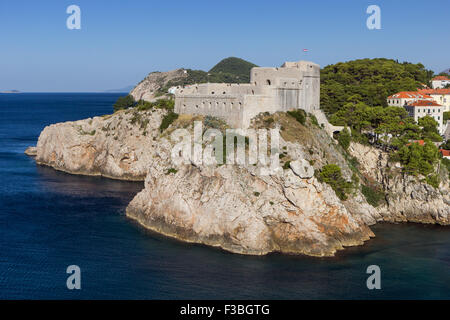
xmin=0 ymin=93 xmax=449 ymax=299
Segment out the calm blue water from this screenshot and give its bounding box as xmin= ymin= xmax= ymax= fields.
xmin=0 ymin=93 xmax=449 ymax=299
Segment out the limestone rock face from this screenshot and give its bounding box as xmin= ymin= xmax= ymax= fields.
xmin=126 ymin=163 xmax=374 ymax=256
xmin=377 ymin=175 xmax=450 ymax=225
xmin=24 ymin=146 xmax=37 ymax=156
xmin=290 ymin=159 xmax=314 ymax=178
xmin=130 ymin=69 xmax=188 ymax=102
xmin=349 ymin=142 xmax=450 ymax=225
xmin=35 ymin=109 xmax=167 ymax=181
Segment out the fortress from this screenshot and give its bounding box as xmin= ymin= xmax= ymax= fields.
xmin=174 ymin=60 xmax=321 ymax=128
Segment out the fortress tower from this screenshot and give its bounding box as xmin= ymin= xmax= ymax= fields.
xmin=174 ymin=60 xmax=320 ymax=128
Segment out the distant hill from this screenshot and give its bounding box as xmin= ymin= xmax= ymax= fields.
xmin=105 ymin=85 xmax=134 ymax=92
xmin=0 ymin=90 xmax=21 ymax=93
xmin=440 ymin=68 xmax=450 ymax=75
xmin=130 ymin=57 xmax=259 ymax=101
xmin=209 ymin=57 xmax=258 ymax=82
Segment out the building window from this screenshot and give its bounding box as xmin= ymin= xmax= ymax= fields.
xmin=266 ymin=79 xmax=271 ymax=85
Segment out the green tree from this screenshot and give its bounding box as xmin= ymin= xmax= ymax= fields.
xmin=338 ymin=127 xmax=351 ymax=150
xmin=319 ymin=164 xmax=352 ymax=200
xmin=113 ymin=95 xmax=135 ymax=112
xmin=418 ymin=116 xmax=442 ymax=142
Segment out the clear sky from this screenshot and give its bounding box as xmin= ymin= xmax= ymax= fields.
xmin=1 ymin=0 xmax=449 ymax=92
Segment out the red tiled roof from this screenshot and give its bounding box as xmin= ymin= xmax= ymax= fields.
xmin=407 ymin=140 xmax=425 ymax=146
xmin=387 ymin=91 xmax=432 ymax=99
xmin=418 ymin=88 xmax=450 ymax=95
xmin=406 ymin=100 xmax=442 ymax=107
xmin=440 ymin=149 xmax=450 ymax=157
xmin=432 ymin=76 xmax=450 ymax=81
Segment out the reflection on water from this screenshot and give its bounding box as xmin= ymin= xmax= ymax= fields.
xmin=35 ymin=165 xmax=144 ymax=198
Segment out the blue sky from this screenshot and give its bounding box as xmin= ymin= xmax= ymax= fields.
xmin=1 ymin=0 xmax=449 ymax=92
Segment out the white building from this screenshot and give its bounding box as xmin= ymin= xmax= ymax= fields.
xmin=387 ymin=91 xmax=433 ymax=107
xmin=431 ymin=76 xmax=450 ymax=89
xmin=418 ymin=88 xmax=450 ymax=112
xmin=404 ymin=100 xmax=445 ymax=134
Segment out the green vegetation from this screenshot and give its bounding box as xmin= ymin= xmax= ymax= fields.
xmin=77 ymin=125 xmax=96 ymax=136
xmin=135 ymin=98 xmax=175 ymax=111
xmin=418 ymin=116 xmax=442 ymax=142
xmin=361 ymin=184 xmax=385 ymax=207
xmin=442 ymin=158 xmax=450 ymax=179
xmin=318 ymin=164 xmax=353 ymax=200
xmin=160 ymin=111 xmax=179 ymax=132
xmin=308 ymin=113 xmax=319 ymax=127
xmin=444 ymin=111 xmax=450 ymax=122
xmin=440 ymin=140 xmax=450 ymax=150
xmin=329 ymin=96 xmax=442 ymax=147
xmin=253 ymin=192 xmax=260 ymax=197
xmin=166 ymin=168 xmax=178 ymax=175
xmin=282 ymin=160 xmax=291 ymax=170
xmin=209 ymin=57 xmax=258 ymax=83
xmin=321 ymin=58 xmax=434 ymax=115
xmin=425 ymin=174 xmax=440 ymax=188
xmin=392 ymin=140 xmax=440 ymax=178
xmin=320 ymin=59 xmax=444 ymax=189
xmin=337 ymin=127 xmax=351 ymax=150
xmin=113 ymin=95 xmax=135 ymax=112
xmin=287 ymin=109 xmax=306 ymax=125
xmin=204 ymin=115 xmax=227 ymax=130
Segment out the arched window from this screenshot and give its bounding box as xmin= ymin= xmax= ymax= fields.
xmin=266 ymin=79 xmax=271 ymax=85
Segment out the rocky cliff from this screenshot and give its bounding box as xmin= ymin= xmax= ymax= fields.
xmin=130 ymin=69 xmax=188 ymax=102
xmin=349 ymin=142 xmax=450 ymax=225
xmin=35 ymin=108 xmax=167 ymax=180
xmin=30 ymin=107 xmax=449 ymax=256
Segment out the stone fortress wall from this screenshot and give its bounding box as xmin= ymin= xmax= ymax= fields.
xmin=174 ymin=60 xmax=322 ymax=128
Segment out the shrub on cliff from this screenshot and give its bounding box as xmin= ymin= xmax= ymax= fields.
xmin=160 ymin=111 xmax=179 ymax=132
xmin=154 ymin=98 xmax=174 ymax=111
xmin=287 ymin=109 xmax=306 ymax=125
xmin=337 ymin=127 xmax=351 ymax=151
xmin=318 ymin=164 xmax=352 ymax=200
xmin=113 ymin=95 xmax=135 ymax=112
xmin=361 ymin=184 xmax=385 ymax=207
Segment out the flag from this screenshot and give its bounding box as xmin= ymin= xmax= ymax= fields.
xmin=303 ymin=49 xmax=309 ymax=52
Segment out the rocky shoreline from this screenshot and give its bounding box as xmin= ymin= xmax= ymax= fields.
xmin=27 ymin=108 xmax=450 ymax=256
